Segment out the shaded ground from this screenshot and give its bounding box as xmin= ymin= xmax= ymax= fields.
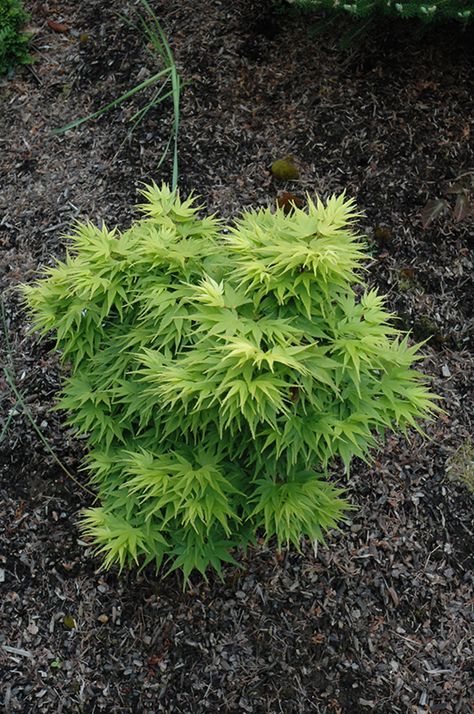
xmin=0 ymin=1 xmax=473 ymax=712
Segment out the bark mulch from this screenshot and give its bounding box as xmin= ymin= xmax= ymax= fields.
xmin=0 ymin=1 xmax=473 ymax=712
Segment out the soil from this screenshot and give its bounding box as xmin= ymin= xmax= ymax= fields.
xmin=0 ymin=1 xmax=473 ymax=713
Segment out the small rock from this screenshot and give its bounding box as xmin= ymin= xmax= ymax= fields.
xmin=27 ymin=623 xmax=39 ymax=636
xmin=441 ymin=364 xmax=451 ymax=378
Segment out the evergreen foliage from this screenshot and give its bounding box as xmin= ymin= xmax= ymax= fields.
xmin=0 ymin=0 xmax=32 ymax=76
xmin=289 ymin=0 xmax=473 ymax=22
xmin=24 ymin=184 xmax=439 ymax=582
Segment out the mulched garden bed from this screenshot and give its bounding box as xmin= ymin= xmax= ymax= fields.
xmin=1 ymin=1 xmax=473 ymax=712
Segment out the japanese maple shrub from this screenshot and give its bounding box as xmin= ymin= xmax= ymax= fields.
xmin=24 ymin=184 xmax=438 ymax=581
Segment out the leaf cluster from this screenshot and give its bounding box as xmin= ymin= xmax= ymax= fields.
xmin=421 ymin=172 xmax=474 ymax=229
xmin=0 ymin=0 xmax=32 ymax=76
xmin=24 ymin=182 xmax=439 ymax=582
xmin=288 ymin=0 xmax=474 ymax=22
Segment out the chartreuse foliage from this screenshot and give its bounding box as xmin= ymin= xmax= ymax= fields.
xmin=290 ymin=0 xmax=473 ymax=22
xmin=0 ymin=0 xmax=32 ymax=76
xmin=24 ymin=184 xmax=439 ymax=582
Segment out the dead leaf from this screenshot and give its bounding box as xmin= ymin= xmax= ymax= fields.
xmin=421 ymin=198 xmax=450 ymax=229
xmin=63 ymin=614 xmax=76 ymax=629
xmin=276 ymin=192 xmax=304 ymax=213
xmin=387 ymin=586 xmax=399 ymax=607
xmin=47 ymin=20 xmax=70 ymax=33
xmin=399 ymin=267 xmax=415 ymax=280
xmin=14 ymin=500 xmax=25 ymax=520
xmin=148 ymin=654 xmax=163 ymax=667
xmin=373 ymin=226 xmax=393 ymax=243
xmin=446 ymin=175 xmax=472 ymax=194
xmin=453 ymin=192 xmax=472 ymax=223
xmin=414 ymin=80 xmax=439 ymax=92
